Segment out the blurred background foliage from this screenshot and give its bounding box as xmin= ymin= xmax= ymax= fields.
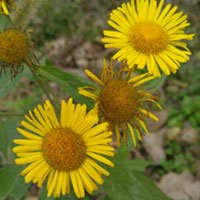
xmin=0 ymin=0 xmax=200 ymax=199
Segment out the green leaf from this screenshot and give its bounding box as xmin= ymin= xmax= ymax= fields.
xmin=100 ymin=195 xmax=112 ymax=200
xmin=3 ymin=119 xmax=23 ymax=162
xmin=101 ymin=146 xmax=170 ymax=200
xmin=102 ymin=169 xmax=170 ymax=200
xmin=38 ymin=65 xmax=94 ymax=109
xmin=0 ymin=69 xmax=24 ymax=98
xmin=0 ymin=120 xmax=8 ymax=159
xmin=0 ymin=165 xmax=22 ymax=200
xmin=130 ymin=171 xmax=170 ymax=200
xmin=112 ymin=145 xmax=151 ymax=172
xmin=147 ymin=73 xmax=166 ymax=93
xmin=5 ymin=119 xmax=23 ymax=150
xmin=39 ymin=183 xmax=54 ymax=200
xmin=9 ymin=175 xmax=31 ymax=200
xmin=0 ymin=16 xmax=12 ymax=29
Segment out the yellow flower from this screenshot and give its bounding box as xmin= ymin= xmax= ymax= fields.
xmin=102 ymin=0 xmax=194 ymax=77
xmin=79 ymin=59 xmax=161 ymax=146
xmin=0 ymin=29 xmax=36 ymax=78
xmin=0 ymin=0 xmax=18 ymax=15
xmin=13 ymin=99 xmax=114 ymax=199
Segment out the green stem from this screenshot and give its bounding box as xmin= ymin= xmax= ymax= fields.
xmin=0 ymin=112 xmax=24 ymax=117
xmin=30 ymin=68 xmax=59 ymax=111
xmin=45 ymin=83 xmax=60 ymax=109
xmin=31 ymin=68 xmax=52 ymax=100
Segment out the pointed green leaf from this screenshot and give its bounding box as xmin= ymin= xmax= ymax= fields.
xmin=0 ymin=165 xmax=22 ymax=199
xmin=9 ymin=175 xmax=31 ymax=200
xmin=101 ymin=145 xmax=170 ymax=200
xmin=0 ymin=69 xmax=24 ymax=98
xmin=112 ymin=145 xmax=151 ymax=172
xmin=146 ymin=73 xmax=166 ymax=93
xmin=0 ymin=120 xmax=8 ymax=158
xmin=38 ymin=65 xmax=94 ymax=109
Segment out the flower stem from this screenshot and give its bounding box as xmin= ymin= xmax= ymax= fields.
xmin=30 ymin=68 xmax=59 ymax=112
xmin=0 ymin=112 xmax=24 ymax=117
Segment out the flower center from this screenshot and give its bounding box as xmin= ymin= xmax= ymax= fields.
xmin=130 ymin=22 xmax=168 ymax=54
xmin=42 ymin=128 xmax=86 ymax=171
xmin=99 ymin=80 xmax=138 ymax=124
xmin=0 ymin=29 xmax=28 ymax=64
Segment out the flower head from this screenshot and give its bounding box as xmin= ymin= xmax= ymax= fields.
xmin=0 ymin=29 xmax=28 ymax=63
xmin=0 ymin=0 xmax=18 ymax=15
xmin=13 ymin=99 xmax=114 ymax=199
xmin=79 ymin=59 xmax=161 ymax=146
xmin=0 ymin=28 xmax=37 ymax=78
xmin=102 ymin=0 xmax=194 ymax=77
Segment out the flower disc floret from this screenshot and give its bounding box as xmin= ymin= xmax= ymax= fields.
xmin=99 ymin=80 xmax=138 ymax=124
xmin=0 ymin=29 xmax=28 ymax=64
xmin=42 ymin=128 xmax=86 ymax=171
xmin=130 ymin=22 xmax=168 ymax=54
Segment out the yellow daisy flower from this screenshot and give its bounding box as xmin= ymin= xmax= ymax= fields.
xmin=13 ymin=99 xmax=114 ymax=199
xmin=102 ymin=0 xmax=194 ymax=77
xmin=0 ymin=0 xmax=18 ymax=15
xmin=0 ymin=28 xmax=37 ymax=78
xmin=79 ymin=59 xmax=161 ymax=146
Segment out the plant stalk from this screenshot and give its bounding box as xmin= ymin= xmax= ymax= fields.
xmin=0 ymin=112 xmax=24 ymax=117
xmin=30 ymin=68 xmax=59 ymax=112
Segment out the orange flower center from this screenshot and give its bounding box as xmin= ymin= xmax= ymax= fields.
xmin=0 ymin=29 xmax=28 ymax=64
xmin=99 ymin=80 xmax=139 ymax=125
xmin=130 ymin=22 xmax=168 ymax=54
xmin=42 ymin=128 xmax=86 ymax=171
